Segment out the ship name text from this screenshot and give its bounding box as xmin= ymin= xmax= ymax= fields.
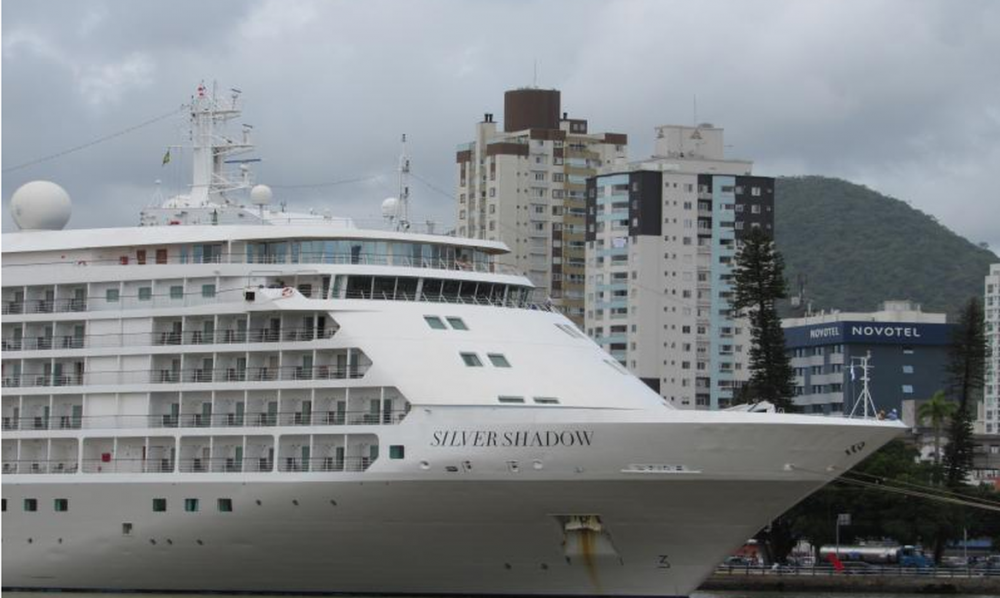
xmin=430 ymin=429 xmax=594 ymax=448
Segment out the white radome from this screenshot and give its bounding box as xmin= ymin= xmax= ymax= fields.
xmin=250 ymin=184 xmax=273 ymax=206
xmin=381 ymin=196 xmax=398 ymax=218
xmin=10 ymin=180 xmax=72 ymax=230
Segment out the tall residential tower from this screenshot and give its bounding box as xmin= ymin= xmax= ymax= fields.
xmin=585 ymin=125 xmax=772 ymax=409
xmin=978 ymin=263 xmax=1000 ymax=434
xmin=455 ymin=88 xmax=628 ymax=324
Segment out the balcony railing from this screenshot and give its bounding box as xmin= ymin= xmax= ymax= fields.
xmin=1 ymin=328 xmax=336 ymax=353
xmin=2 ymin=459 xmax=79 ymax=474
xmin=2 ymin=409 xmax=408 ymax=432
xmin=1 ymin=364 xmax=369 ymax=389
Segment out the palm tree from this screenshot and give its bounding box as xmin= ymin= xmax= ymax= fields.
xmin=917 ymin=390 xmax=956 ymax=465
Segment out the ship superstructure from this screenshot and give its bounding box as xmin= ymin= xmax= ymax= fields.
xmin=1 ymin=85 xmax=903 ymax=597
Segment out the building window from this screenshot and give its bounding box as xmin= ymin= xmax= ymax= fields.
xmin=170 ymin=285 xmax=184 ymax=300
xmin=153 ymin=498 xmax=167 ymax=512
xmin=389 ymin=445 xmax=405 ymax=459
xmin=54 ymin=498 xmax=69 ymax=512
xmin=24 ymin=498 xmax=38 ymax=512
xmin=902 ymin=346 xmax=915 ymax=355
xmin=902 ymin=365 xmax=914 ymax=374
xmin=488 ymin=353 xmax=511 ymax=368
xmin=138 ymin=287 xmax=152 ymax=301
xmin=106 ymin=288 xmax=120 ymax=303
xmin=201 ymin=284 xmax=216 ymax=298
xmin=184 ymin=498 xmax=199 ymax=512
xmin=424 ymin=316 xmax=446 ymax=330
xmin=217 ymin=498 xmax=233 ymax=512
xmin=446 ymin=317 xmax=468 ymax=330
xmin=902 ymin=385 xmax=914 ymax=394
xmin=460 ymin=353 xmax=483 ymax=367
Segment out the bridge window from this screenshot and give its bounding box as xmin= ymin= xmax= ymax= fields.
xmin=487 ymin=353 xmax=511 ymax=368
xmin=446 ymin=317 xmax=468 ymax=330
xmin=424 ymin=316 xmax=446 ymax=330
xmin=460 ymin=353 xmax=483 ymax=367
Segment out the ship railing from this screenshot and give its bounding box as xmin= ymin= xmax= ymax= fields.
xmin=2 ymin=459 xmax=80 ymax=474
xmin=340 ymin=289 xmax=556 ymax=312
xmin=1 ymin=328 xmax=335 ymax=353
xmin=0 ymin=365 xmax=369 ymax=388
xmin=277 ymin=456 xmax=373 ymax=473
xmin=80 ymin=458 xmax=175 ymax=474
xmin=2 ymin=409 xmax=408 ymax=431
xmin=2 ymin=252 xmax=521 ymax=276
xmin=2 ymin=298 xmax=86 ymax=315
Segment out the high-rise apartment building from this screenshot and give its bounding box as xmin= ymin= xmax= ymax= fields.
xmin=977 ymin=263 xmax=1000 ymax=434
xmin=455 ymin=88 xmax=628 ymax=324
xmin=585 ymin=125 xmax=772 ymax=409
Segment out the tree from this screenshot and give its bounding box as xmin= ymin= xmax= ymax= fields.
xmin=943 ymin=298 xmax=986 ymax=489
xmin=917 ymin=390 xmax=957 ymax=466
xmin=932 ymin=297 xmax=987 ymax=563
xmin=732 ymin=226 xmax=796 ymax=411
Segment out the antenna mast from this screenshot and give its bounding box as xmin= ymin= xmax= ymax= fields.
xmin=396 ymin=133 xmax=411 ymax=231
xmin=848 ymin=351 xmax=877 ymax=419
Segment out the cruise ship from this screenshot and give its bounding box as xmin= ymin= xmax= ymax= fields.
xmin=2 ymin=85 xmax=903 ymax=597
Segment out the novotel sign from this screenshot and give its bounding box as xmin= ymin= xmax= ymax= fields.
xmin=785 ymin=321 xmax=954 ymax=347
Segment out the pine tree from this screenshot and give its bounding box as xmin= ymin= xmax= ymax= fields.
xmin=943 ymin=298 xmax=986 ymax=488
xmin=732 ymin=226 xmax=796 ymax=411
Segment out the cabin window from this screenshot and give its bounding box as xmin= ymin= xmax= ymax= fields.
xmin=389 ymin=445 xmax=405 ymax=459
xmin=498 ymin=396 xmax=525 ymax=404
xmin=54 ymin=498 xmax=69 ymax=512
xmin=217 ymin=499 xmax=233 ymax=512
xmin=105 ymin=289 xmax=120 ymax=303
xmin=184 ymin=498 xmax=199 ymax=512
xmin=24 ymin=498 xmax=38 ymax=512
xmin=122 ymin=523 xmax=133 ymax=536
xmin=460 ymin=353 xmax=483 ymax=367
xmin=446 ymin=317 xmax=468 ymax=331
xmin=170 ymin=285 xmax=184 ymax=300
xmin=153 ymin=498 xmax=167 ymax=512
xmin=533 ymin=397 xmax=560 ymax=405
xmin=138 ymin=287 xmax=152 ymax=301
xmin=201 ymin=284 xmax=216 ymax=298
xmin=424 ymin=316 xmax=446 ymax=330
xmin=487 ymin=353 xmax=511 ymax=368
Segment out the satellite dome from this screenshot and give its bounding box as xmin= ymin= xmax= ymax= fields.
xmin=250 ymin=184 xmax=273 ymax=206
xmin=10 ymin=180 xmax=72 ymax=231
xmin=381 ymin=196 xmax=399 ymax=218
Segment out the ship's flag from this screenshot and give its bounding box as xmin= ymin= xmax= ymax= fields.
xmin=162 ymin=149 xmax=171 ymax=166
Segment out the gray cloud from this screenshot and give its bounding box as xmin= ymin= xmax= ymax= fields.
xmin=3 ymin=0 xmax=998 ymax=252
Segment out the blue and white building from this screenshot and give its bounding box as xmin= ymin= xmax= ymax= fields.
xmin=584 ymin=124 xmax=773 ymax=409
xmin=782 ymin=301 xmax=954 ymax=416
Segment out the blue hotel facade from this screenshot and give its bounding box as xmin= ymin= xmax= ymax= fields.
xmin=783 ymin=308 xmax=955 ymax=416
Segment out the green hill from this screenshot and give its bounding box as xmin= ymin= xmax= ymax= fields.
xmin=774 ymin=176 xmax=997 ymax=318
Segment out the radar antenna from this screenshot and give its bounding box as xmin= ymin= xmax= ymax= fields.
xmin=396 ymin=133 xmax=411 ymax=231
xmin=848 ymin=351 xmax=878 ymax=419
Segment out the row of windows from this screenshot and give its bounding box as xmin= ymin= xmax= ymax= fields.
xmin=424 ymin=316 xmax=468 ymax=331
xmin=497 ymin=396 xmax=560 ymax=405
xmin=4 ymin=498 xmax=68 ymax=512
xmin=461 ymin=352 xmax=510 ymax=368
xmin=153 ymin=498 xmax=232 ymax=512
xmin=105 ymin=285 xmax=215 ymax=303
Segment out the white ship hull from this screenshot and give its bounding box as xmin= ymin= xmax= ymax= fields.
xmin=3 ymin=408 xmax=901 ymax=596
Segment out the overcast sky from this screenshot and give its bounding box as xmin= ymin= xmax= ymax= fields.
xmin=2 ymin=0 xmax=998 ymax=252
